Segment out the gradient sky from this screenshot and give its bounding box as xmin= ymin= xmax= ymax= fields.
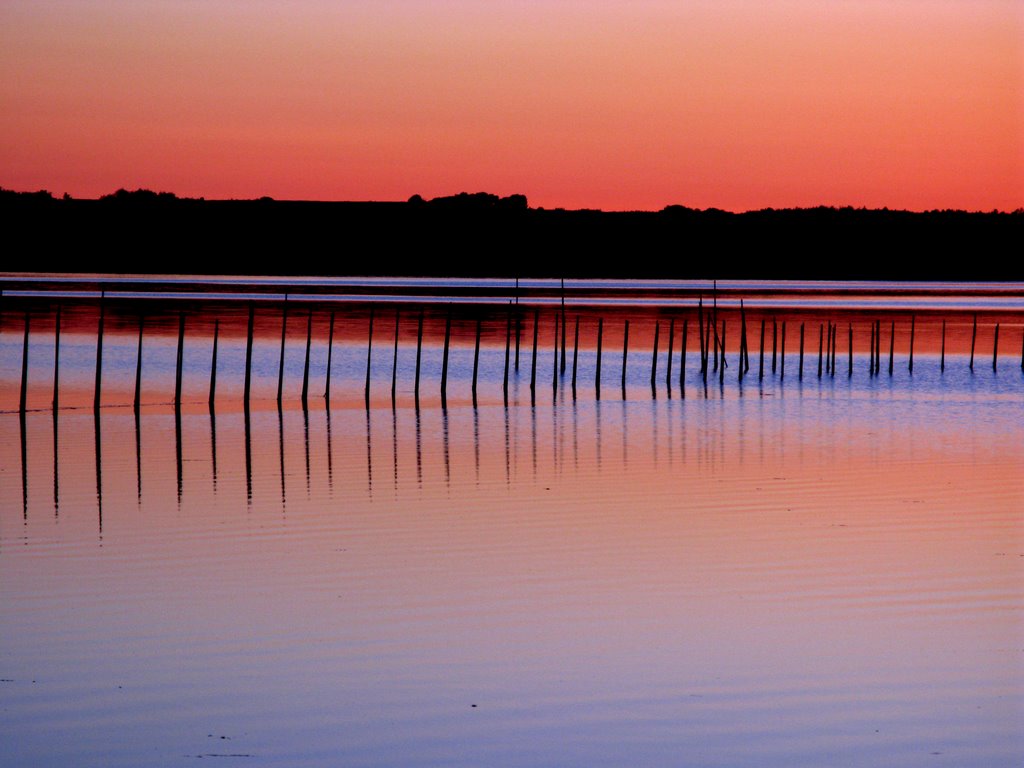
xmin=2 ymin=1 xmax=1021 ymax=211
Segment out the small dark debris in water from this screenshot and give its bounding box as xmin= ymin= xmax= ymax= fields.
xmin=192 ymin=754 xmax=252 ymax=759
xmin=0 ymin=679 xmax=14 ymax=683
xmin=471 ymin=704 xmax=477 ymax=708
xmin=931 ymin=752 xmax=943 ymax=755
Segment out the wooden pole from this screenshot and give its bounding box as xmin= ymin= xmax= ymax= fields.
xmin=621 ymin=319 xmax=629 ymax=397
xmin=847 ymin=323 xmax=853 ymax=378
xmin=875 ymin=320 xmax=881 ymax=374
xmin=908 ymin=315 xmax=915 ymax=374
xmin=993 ymin=323 xmax=999 ymax=372
xmin=473 ymin=317 xmax=481 ymax=405
xmin=680 ymin=318 xmax=688 ymax=396
xmin=390 ymin=310 xmax=399 ymax=407
xmin=666 ymin=317 xmax=675 ymax=391
xmin=552 ymin=313 xmax=559 ymax=396
xmin=134 ymin=315 xmax=144 ymax=412
xmin=174 ymin=312 xmax=185 ymax=408
xmin=301 ymin=311 xmax=313 ymax=408
xmin=771 ymin=318 xmax=778 ymax=374
xmin=365 ymin=307 xmax=374 ymax=409
xmin=719 ymin=320 xmax=726 ymax=385
xmin=514 ymin=311 xmax=521 ymax=371
xmin=572 ymin=315 xmax=580 ymax=398
xmin=698 ymin=298 xmax=706 ymax=374
xmin=52 ymin=305 xmax=61 ymax=410
xmin=818 ymin=324 xmax=824 ymax=378
xmin=969 ymin=313 xmax=977 ymax=371
xmin=441 ymin=307 xmax=451 ymax=408
xmin=779 ymin=321 xmax=785 ymax=381
xmin=651 ymin=320 xmax=660 ymax=391
xmin=276 ymin=303 xmax=288 ymax=408
xmin=209 ymin=319 xmax=219 ymax=411
xmin=325 ymin=310 xmax=336 ymax=403
xmin=94 ymin=298 xmax=104 ymax=411
xmin=703 ymin=319 xmax=711 ymax=384
xmin=596 ymin=317 xmax=603 ymax=400
xmin=19 ymin=312 xmax=29 ymax=413
xmin=503 ymin=306 xmax=511 ymax=404
xmin=739 ymin=300 xmax=747 ymax=378
xmin=415 ymin=309 xmax=424 ymax=404
xmin=560 ymin=278 xmax=567 ymax=375
xmin=243 ymin=303 xmax=254 ymax=408
xmin=529 ymin=309 xmax=539 ymax=403
xmin=798 ymin=322 xmax=805 ymax=380
xmin=940 ymin=319 xmax=946 ymax=373
xmin=825 ymin=321 xmax=832 ymax=376
xmin=869 ymin=321 xmax=876 ymax=376
xmin=712 ymin=315 xmax=719 ymax=373
xmin=830 ymin=323 xmax=837 ymax=377
xmin=712 ymin=282 xmax=719 ymax=372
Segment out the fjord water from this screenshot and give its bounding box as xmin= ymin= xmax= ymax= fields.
xmin=1 ymin=285 xmax=1022 ymax=767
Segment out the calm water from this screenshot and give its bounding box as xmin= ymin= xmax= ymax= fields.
xmin=1 ymin=280 xmax=1022 ymax=766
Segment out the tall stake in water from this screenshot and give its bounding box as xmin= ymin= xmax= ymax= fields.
xmin=94 ymin=297 xmax=105 ymax=412
xmin=940 ymin=319 xmax=946 ymax=373
xmin=621 ymin=319 xmax=629 ymax=398
xmin=666 ymin=318 xmax=675 ymax=392
xmin=174 ymin=313 xmax=185 ymax=409
xmin=365 ymin=307 xmax=375 ymax=410
xmin=503 ymin=306 xmax=511 ymax=404
xmin=969 ymin=313 xmax=977 ymax=371
xmin=993 ymin=323 xmax=999 ymax=372
xmin=779 ymin=322 xmax=786 ymax=381
xmin=277 ymin=302 xmax=288 ymax=408
xmin=391 ymin=310 xmax=400 ymax=407
xmin=572 ymin=315 xmax=580 ymax=398
xmin=134 ymin=315 xmax=144 ymax=412
xmin=529 ymin=309 xmax=538 ymax=404
xmin=52 ymin=305 xmax=61 ymax=410
xmin=650 ymin=320 xmax=660 ymax=392
xmin=680 ymin=319 xmax=688 ymax=397
xmin=415 ymin=310 xmax=424 ymax=404
xmin=472 ymin=317 xmax=481 ymax=405
xmin=243 ymin=304 xmax=255 ymax=407
xmin=209 ymin=319 xmax=219 ymax=411
xmin=19 ymin=311 xmax=29 ymax=413
xmin=798 ymin=323 xmax=805 ymax=380
xmin=301 ymin=311 xmax=313 ymax=409
xmin=441 ymin=307 xmax=451 ymax=409
xmin=848 ymin=323 xmax=853 ymax=377
xmin=909 ymin=315 xmax=915 ymax=374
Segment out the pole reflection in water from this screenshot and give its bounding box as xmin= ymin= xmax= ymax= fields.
xmin=52 ymin=408 xmax=59 ymax=516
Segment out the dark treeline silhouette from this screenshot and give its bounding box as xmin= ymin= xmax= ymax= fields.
xmin=2 ymin=187 xmax=1021 ymax=279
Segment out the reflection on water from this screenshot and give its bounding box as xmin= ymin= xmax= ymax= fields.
xmin=1 ymin=291 xmax=1023 ymax=767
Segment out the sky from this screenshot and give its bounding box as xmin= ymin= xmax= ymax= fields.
xmin=1 ymin=1 xmax=1021 ymax=211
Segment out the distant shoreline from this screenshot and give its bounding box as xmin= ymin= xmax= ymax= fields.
xmin=4 ymin=188 xmax=1021 ymax=280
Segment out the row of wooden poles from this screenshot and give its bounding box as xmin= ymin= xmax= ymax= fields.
xmin=11 ymin=300 xmax=1023 ymax=414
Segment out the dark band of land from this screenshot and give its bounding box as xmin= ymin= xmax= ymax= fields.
xmin=4 ymin=188 xmax=1021 ymax=280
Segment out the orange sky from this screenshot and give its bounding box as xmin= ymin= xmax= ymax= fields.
xmin=1 ymin=1 xmax=1021 ymax=211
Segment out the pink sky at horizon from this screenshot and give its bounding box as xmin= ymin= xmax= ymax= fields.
xmin=2 ymin=1 xmax=1021 ymax=212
